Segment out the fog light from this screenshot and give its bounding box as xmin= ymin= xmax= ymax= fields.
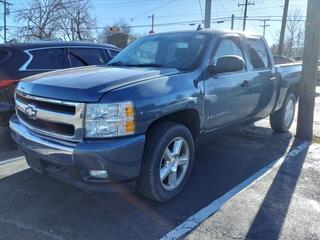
xmin=89 ymin=170 xmax=108 ymax=179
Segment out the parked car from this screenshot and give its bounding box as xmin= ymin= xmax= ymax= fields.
xmin=0 ymin=41 xmax=120 ymax=127
xmin=273 ymin=55 xmax=296 ymax=64
xmin=10 ymin=30 xmax=301 ymax=202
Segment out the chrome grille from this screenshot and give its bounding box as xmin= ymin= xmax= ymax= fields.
xmin=15 ymin=91 xmax=85 ymax=142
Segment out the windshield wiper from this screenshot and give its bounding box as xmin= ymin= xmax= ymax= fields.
xmin=125 ymin=63 xmax=165 ymax=68
xmin=108 ymin=62 xmax=165 ymax=68
xmin=107 ymin=61 xmax=127 ymax=66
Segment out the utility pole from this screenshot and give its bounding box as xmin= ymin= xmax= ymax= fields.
xmin=149 ymin=14 xmax=155 ymax=34
xmin=231 ymin=14 xmax=235 ymax=30
xmin=259 ymin=19 xmax=270 ymax=37
xmin=278 ymin=0 xmax=290 ymax=56
xmin=0 ymin=0 xmax=13 ymax=43
xmin=204 ymin=0 xmax=212 ymax=28
xmin=296 ymin=0 xmax=320 ymax=141
xmin=238 ymin=0 xmax=254 ymax=31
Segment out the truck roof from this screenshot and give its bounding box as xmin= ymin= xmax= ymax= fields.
xmin=148 ymin=29 xmax=263 ymax=39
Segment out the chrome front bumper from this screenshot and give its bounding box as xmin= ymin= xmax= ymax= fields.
xmin=10 ymin=115 xmax=146 ymax=192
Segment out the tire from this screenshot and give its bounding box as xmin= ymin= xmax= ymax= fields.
xmin=137 ymin=122 xmax=195 ymax=202
xmin=270 ymin=93 xmax=296 ymax=132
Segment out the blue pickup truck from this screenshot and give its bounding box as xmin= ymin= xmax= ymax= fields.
xmin=10 ymin=30 xmax=301 ymax=202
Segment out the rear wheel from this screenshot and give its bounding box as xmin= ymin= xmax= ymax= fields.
xmin=137 ymin=122 xmax=194 ymax=202
xmin=270 ymin=93 xmax=296 ymax=132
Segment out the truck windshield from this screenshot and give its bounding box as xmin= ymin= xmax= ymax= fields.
xmin=108 ymin=32 xmax=210 ymax=71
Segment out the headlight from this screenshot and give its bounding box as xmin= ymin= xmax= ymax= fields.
xmin=85 ymin=102 xmax=135 ymax=138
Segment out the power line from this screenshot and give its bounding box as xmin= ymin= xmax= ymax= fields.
xmin=5 ymin=0 xmax=85 ymax=15
xmin=2 ymin=15 xmax=305 ymax=31
xmin=131 ymin=0 xmax=179 ymax=20
xmin=198 ymin=0 xmax=204 ymax=22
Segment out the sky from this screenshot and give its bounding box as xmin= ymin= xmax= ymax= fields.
xmin=1 ymin=0 xmax=308 ymax=45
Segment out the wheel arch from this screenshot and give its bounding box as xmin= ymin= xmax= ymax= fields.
xmin=145 ymin=108 xmax=201 ymax=143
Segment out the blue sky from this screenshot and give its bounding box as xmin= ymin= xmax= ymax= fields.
xmin=1 ymin=0 xmax=307 ymax=45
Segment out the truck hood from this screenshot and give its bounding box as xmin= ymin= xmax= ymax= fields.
xmin=17 ymin=66 xmax=180 ymax=102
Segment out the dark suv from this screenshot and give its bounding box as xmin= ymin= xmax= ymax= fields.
xmin=0 ymin=41 xmax=120 ymax=127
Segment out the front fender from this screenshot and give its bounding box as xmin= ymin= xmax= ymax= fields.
xmin=99 ymin=70 xmax=204 ymax=134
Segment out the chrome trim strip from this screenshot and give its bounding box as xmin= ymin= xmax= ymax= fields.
xmin=10 ymin=117 xmax=75 ymax=153
xmin=15 ymin=91 xmax=85 ymax=142
xmin=16 ymin=91 xmax=78 ymax=106
xmin=19 ymin=50 xmax=33 ymax=71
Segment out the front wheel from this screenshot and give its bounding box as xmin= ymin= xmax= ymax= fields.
xmin=270 ymin=93 xmax=296 ymax=132
xmin=137 ymin=122 xmax=194 ymax=202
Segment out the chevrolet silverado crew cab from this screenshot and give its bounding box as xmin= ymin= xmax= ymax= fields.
xmin=10 ymin=30 xmax=301 ymax=202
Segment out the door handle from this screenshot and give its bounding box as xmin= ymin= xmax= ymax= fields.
xmin=269 ymin=76 xmax=277 ymax=81
xmin=241 ymin=80 xmax=250 ymax=88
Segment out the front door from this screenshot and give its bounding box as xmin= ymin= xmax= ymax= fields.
xmin=204 ymin=36 xmax=259 ymax=130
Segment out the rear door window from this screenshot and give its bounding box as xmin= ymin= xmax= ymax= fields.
xmin=69 ymin=48 xmax=109 ymax=67
xmin=246 ymin=39 xmax=270 ymax=69
xmin=27 ymin=48 xmax=67 ymax=70
xmin=108 ymin=49 xmax=119 ymax=58
xmin=0 ymin=48 xmax=9 ymax=63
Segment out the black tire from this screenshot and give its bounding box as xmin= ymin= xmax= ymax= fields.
xmin=270 ymin=93 xmax=296 ymax=132
xmin=137 ymin=121 xmax=195 ymax=202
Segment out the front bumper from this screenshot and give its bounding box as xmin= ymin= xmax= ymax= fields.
xmin=10 ymin=115 xmax=145 ymax=192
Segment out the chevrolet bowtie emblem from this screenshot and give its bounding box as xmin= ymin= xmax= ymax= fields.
xmin=25 ymin=104 xmax=37 ymax=120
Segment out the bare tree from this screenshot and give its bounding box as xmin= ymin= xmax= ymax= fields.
xmin=59 ymin=0 xmax=96 ymax=41
xmin=14 ymin=0 xmax=96 ymax=42
xmin=15 ymin=0 xmax=63 ymax=41
xmin=285 ymin=9 xmax=304 ymax=57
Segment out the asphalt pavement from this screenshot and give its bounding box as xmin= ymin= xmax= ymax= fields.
xmin=0 ymin=87 xmax=319 ymax=240
xmin=0 ymin=125 xmax=296 ymax=240
xmin=185 ymin=142 xmax=320 ymax=240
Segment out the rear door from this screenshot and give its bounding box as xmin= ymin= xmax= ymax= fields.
xmin=204 ymin=36 xmax=259 ymax=130
xmin=245 ymin=38 xmax=276 ymax=118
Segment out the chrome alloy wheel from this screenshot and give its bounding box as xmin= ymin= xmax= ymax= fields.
xmin=284 ymin=98 xmax=295 ymax=127
xmin=159 ymin=137 xmax=190 ymax=191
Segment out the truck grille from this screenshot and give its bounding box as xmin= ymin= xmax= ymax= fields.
xmin=15 ymin=91 xmax=85 ymax=142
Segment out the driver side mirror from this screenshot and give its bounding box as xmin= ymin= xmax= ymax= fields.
xmin=209 ymin=55 xmax=245 ymax=74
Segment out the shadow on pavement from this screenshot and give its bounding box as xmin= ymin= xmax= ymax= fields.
xmin=0 ymin=125 xmax=293 ymax=240
xmin=245 ymin=138 xmax=309 ymax=240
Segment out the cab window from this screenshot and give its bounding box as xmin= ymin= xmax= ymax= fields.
xmin=246 ymin=39 xmax=270 ymax=69
xmin=213 ymin=38 xmax=244 ymax=64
